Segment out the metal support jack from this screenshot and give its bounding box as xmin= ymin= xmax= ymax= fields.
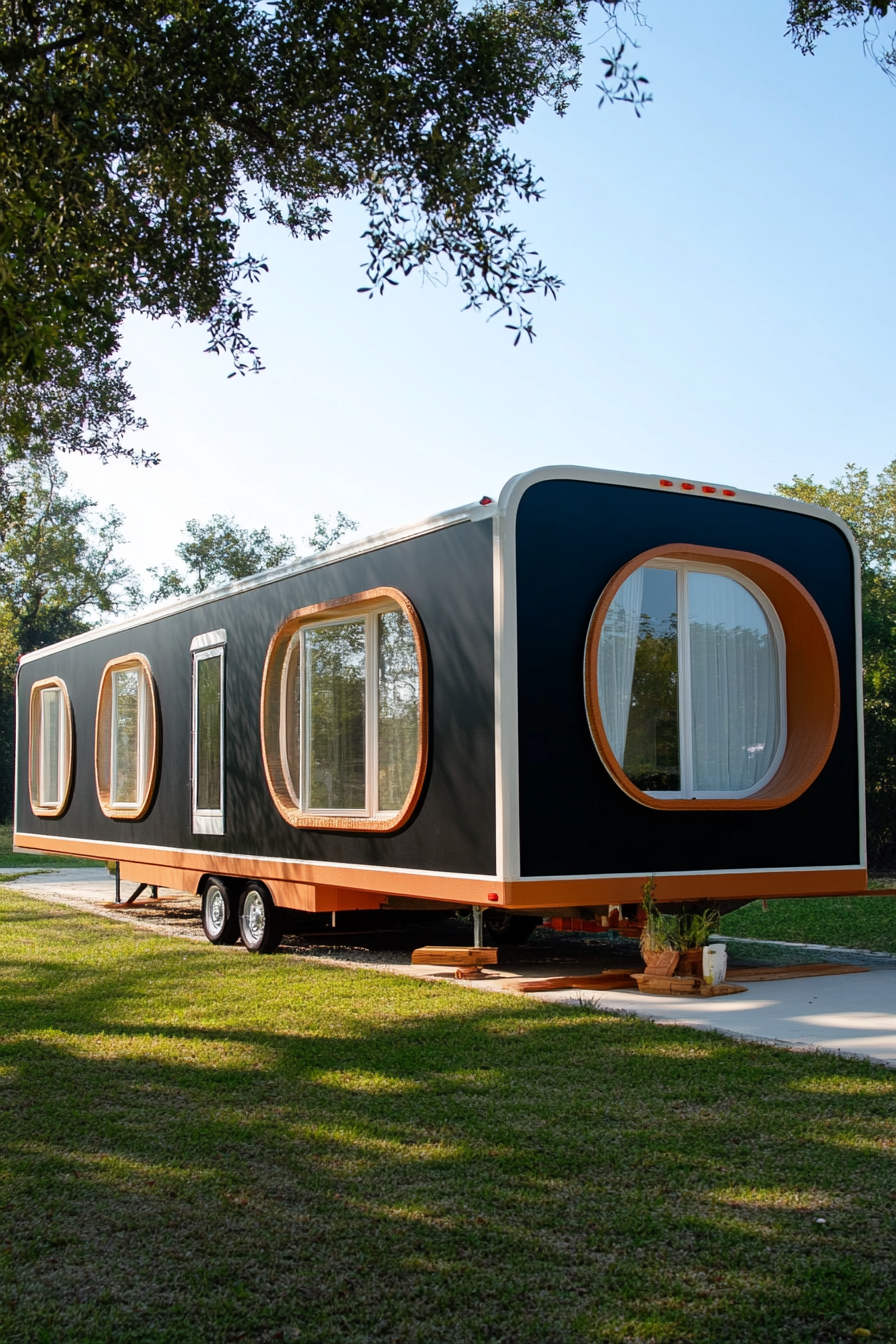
xmin=472 ymin=906 xmax=484 ymax=948
xmin=114 ymin=863 xmax=158 ymax=907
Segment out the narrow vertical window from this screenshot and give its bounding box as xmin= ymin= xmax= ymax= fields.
xmin=191 ymin=630 xmax=226 ymax=835
xmin=111 ymin=668 xmax=141 ymax=806
xmin=29 ymin=678 xmax=73 ymax=817
xmin=305 ymin=618 xmax=366 ymax=810
xmin=95 ymin=654 xmax=158 ymax=819
xmin=263 ymin=590 xmax=427 ymax=831
xmin=377 ymin=610 xmax=420 ymax=812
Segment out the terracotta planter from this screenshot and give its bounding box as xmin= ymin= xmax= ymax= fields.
xmin=642 ymin=949 xmax=680 ymax=976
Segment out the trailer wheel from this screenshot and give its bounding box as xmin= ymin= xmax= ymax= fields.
xmin=201 ymin=878 xmax=240 ymax=945
xmin=483 ymin=911 xmax=541 ymax=946
xmin=238 ymin=883 xmax=283 ymax=954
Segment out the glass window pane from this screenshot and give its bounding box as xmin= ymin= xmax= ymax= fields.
xmin=377 ymin=610 xmax=419 ymax=812
xmin=305 ymin=619 xmax=366 ymax=809
xmin=112 ymin=668 xmax=140 ymax=805
xmin=688 ymin=572 xmax=779 ymax=792
xmin=196 ymin=654 xmax=222 ymax=811
xmin=622 ymin=568 xmax=680 ymax=791
xmin=598 ymin=568 xmax=680 ymax=791
xmin=40 ymin=688 xmax=61 ymax=805
xmin=283 ymin=633 xmax=301 ymax=803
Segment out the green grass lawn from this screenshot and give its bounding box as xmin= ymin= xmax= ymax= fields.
xmin=1 ymin=891 xmax=894 ymax=1344
xmin=0 ymin=822 xmax=103 ymax=869
xmin=720 ymin=895 xmax=896 ymax=955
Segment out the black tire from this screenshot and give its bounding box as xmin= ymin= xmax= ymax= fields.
xmin=238 ymin=882 xmax=284 ymax=954
xmin=483 ymin=911 xmax=541 ymax=946
xmin=201 ymin=878 xmax=240 ymax=945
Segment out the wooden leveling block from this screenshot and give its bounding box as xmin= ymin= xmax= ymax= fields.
xmin=411 ymin=946 xmax=499 ymax=967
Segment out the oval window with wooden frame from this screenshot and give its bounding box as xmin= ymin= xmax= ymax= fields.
xmin=95 ymin=654 xmax=160 ymax=820
xmin=584 ymin=545 xmax=841 ymax=810
xmin=29 ymin=677 xmax=74 ymax=817
xmin=261 ymin=588 xmax=428 ymax=832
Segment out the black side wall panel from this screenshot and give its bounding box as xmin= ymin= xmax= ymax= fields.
xmin=515 ymin=480 xmax=861 ymax=878
xmin=16 ymin=520 xmax=496 ymax=877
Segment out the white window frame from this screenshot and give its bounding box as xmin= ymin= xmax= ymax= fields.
xmin=191 ymin=630 xmax=226 ymax=835
xmin=37 ymin=686 xmax=66 ymax=808
xmin=280 ymin=603 xmax=407 ymax=820
xmin=635 ymin=560 xmax=787 ymax=801
xmin=109 ymin=666 xmax=150 ymax=810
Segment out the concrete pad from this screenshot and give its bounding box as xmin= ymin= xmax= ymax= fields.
xmin=477 ymin=973 xmax=896 ymax=1065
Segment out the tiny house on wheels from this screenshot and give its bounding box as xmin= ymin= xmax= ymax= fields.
xmin=15 ymin=466 xmax=865 ymax=952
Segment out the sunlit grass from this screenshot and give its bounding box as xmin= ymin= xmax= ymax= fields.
xmin=720 ymin=894 xmax=896 ymax=953
xmin=0 ymin=889 xmax=894 ymax=1343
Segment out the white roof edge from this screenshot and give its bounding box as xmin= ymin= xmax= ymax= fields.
xmin=19 ymin=464 xmax=859 ymax=666
xmin=19 ymin=497 xmax=496 ymax=664
xmin=497 ymin=464 xmax=861 ymax=561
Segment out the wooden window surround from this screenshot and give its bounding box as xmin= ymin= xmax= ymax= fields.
xmin=28 ymin=677 xmax=74 ymax=818
xmin=584 ymin=544 xmax=841 ymax=810
xmin=94 ymin=653 xmax=160 ymax=820
xmin=260 ymin=588 xmax=429 ymax=832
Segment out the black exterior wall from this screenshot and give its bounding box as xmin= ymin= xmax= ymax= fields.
xmin=514 ymin=479 xmax=861 ymax=879
xmin=16 ymin=519 xmax=497 ymax=878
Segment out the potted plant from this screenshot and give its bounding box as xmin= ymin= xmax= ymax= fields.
xmin=640 ymin=879 xmax=720 ymax=978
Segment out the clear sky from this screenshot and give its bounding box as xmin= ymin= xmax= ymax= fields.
xmin=61 ymin=0 xmax=896 ymax=586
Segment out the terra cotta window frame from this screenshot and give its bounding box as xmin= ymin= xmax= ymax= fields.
xmin=28 ymin=677 xmax=74 ymax=818
xmin=584 ymin=544 xmax=840 ymax=811
xmin=95 ymin=653 xmax=160 ymax=820
xmin=260 ymin=588 xmax=429 ymax=832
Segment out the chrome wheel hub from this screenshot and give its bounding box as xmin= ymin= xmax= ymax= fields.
xmin=207 ymin=888 xmax=226 ymax=934
xmin=244 ymin=891 xmax=265 ymax=941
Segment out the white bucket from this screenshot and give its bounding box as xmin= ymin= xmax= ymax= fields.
xmin=703 ymin=944 xmax=728 ymax=985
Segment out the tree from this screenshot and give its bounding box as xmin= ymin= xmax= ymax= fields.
xmin=304 ymin=512 xmax=359 ymax=554
xmin=147 ymin=515 xmax=299 ymax=601
xmin=0 ymin=455 xmax=138 ymax=817
xmin=775 ymin=461 xmax=896 ymax=871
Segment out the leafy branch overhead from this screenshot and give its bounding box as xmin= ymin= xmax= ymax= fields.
xmin=1 ymin=0 xmax=892 ymax=383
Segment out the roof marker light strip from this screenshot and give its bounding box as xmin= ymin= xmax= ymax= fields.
xmin=659 ymin=478 xmax=736 ymax=498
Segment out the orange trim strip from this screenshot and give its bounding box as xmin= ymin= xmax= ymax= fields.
xmin=28 ymin=677 xmax=74 ymax=819
xmin=259 ymin=588 xmax=429 ymax=833
xmin=94 ymin=653 xmax=160 ymax=821
xmin=13 ymin=833 xmax=865 ymax=908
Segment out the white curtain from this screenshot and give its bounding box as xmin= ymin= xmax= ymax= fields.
xmin=597 ymin=569 xmax=644 ymax=762
xmin=688 ymin=573 xmax=778 ymax=792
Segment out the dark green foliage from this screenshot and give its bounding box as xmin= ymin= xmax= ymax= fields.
xmin=0 ymin=0 xmax=604 ymax=376
xmin=0 ymin=457 xmax=136 ymax=819
xmin=147 ymin=513 xmax=299 ymax=601
xmin=776 ymin=463 xmax=896 ymax=873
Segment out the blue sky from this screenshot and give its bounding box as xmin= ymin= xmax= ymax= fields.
xmin=62 ymin=0 xmax=896 ymax=583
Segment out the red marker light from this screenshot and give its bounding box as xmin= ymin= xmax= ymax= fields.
xmin=681 ymin=482 xmax=695 ymax=491
xmin=702 ymin=485 xmax=717 ymax=494
xmin=479 ymin=496 xmax=494 ymax=506
xmin=659 ymin=479 xmax=674 ymax=488
xmin=487 ymin=892 xmax=499 ymax=902
xmin=722 ymin=489 xmax=736 ymax=497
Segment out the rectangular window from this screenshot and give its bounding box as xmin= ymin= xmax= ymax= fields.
xmin=192 ymin=639 xmax=225 ymax=834
xmin=39 ymin=686 xmax=63 ymax=807
xmin=111 ymin=668 xmax=142 ymax=807
xmin=282 ymin=605 xmax=420 ymax=818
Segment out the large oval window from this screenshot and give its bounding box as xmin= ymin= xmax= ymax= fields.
xmin=261 ymin=588 xmax=428 ymax=832
xmin=596 ymin=562 xmax=785 ymax=799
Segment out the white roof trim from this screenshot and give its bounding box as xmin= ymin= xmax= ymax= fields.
xmin=19 ymin=464 xmax=859 ymax=666
xmin=190 ymin=629 xmax=227 ymax=651
xmin=19 ymin=498 xmax=495 ymax=663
